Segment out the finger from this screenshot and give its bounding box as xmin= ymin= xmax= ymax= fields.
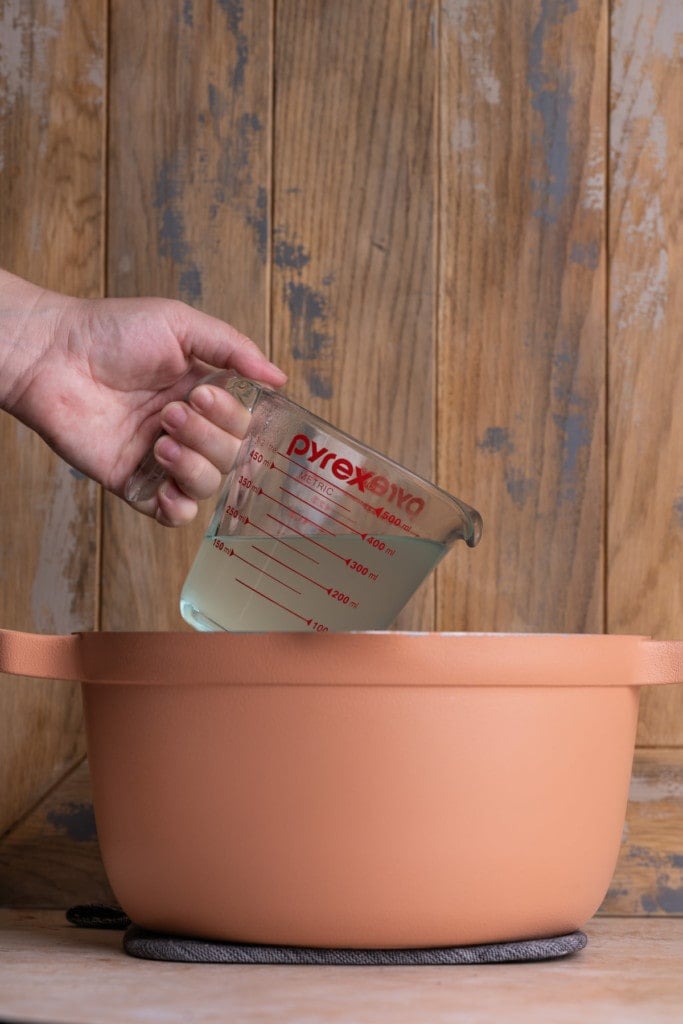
xmin=123 ymin=478 xmax=199 ymax=527
xmin=159 ymin=401 xmax=245 ymax=476
xmin=154 ymin=479 xmax=199 ymax=528
xmin=188 ymin=384 xmax=253 ymax=438
xmin=173 ymin=304 xmax=287 ymax=387
xmin=154 ymin=431 xmax=224 ymax=501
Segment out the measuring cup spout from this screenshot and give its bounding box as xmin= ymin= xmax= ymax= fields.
xmin=459 ymin=503 xmax=483 ymax=548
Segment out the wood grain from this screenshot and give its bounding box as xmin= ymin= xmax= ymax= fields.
xmin=272 ymin=0 xmax=437 ymax=630
xmin=2 ymin=914 xmax=683 ymax=1021
xmin=601 ymin=748 xmax=683 ymax=915
xmin=0 ymin=0 xmax=104 ymax=835
xmin=0 ymin=760 xmax=113 ymax=907
xmin=103 ymin=0 xmax=273 ymax=630
xmin=0 ymin=1 xmax=681 ymax=915
xmin=437 ymin=0 xmax=607 ymax=632
xmin=607 ymin=0 xmax=683 ymax=746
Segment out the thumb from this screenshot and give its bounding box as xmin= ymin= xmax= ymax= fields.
xmin=174 ymin=304 xmax=287 ymax=386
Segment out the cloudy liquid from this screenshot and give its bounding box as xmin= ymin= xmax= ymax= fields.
xmin=180 ymin=533 xmax=445 ymax=632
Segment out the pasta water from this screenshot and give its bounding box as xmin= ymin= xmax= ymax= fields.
xmin=180 ymin=533 xmax=446 ymax=632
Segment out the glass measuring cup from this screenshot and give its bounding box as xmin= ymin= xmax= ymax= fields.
xmin=127 ymin=371 xmax=482 ymax=632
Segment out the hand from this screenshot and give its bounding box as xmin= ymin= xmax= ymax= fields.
xmin=0 ymin=270 xmax=286 ymax=526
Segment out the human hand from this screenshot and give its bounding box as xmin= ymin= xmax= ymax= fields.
xmin=0 ymin=270 xmax=286 ymax=526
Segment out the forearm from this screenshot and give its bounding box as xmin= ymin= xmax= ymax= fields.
xmin=0 ymin=268 xmax=66 ymax=414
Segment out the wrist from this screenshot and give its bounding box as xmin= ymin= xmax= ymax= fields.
xmin=0 ymin=269 xmax=70 ymax=415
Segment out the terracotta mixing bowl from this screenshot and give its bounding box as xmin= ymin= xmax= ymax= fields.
xmin=1 ymin=629 xmax=681 ymax=948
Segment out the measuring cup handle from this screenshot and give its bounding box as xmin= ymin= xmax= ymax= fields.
xmin=637 ymin=639 xmax=683 ymax=686
xmin=124 ymin=370 xmax=262 ymax=503
xmin=0 ymin=628 xmax=82 ymax=681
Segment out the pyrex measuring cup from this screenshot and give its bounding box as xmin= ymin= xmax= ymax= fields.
xmin=127 ymin=372 xmax=482 ymax=632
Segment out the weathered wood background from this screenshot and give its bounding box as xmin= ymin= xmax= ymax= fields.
xmin=0 ymin=0 xmax=681 ymax=915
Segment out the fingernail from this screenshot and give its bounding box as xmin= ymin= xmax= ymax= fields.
xmin=156 ymin=436 xmax=181 ymax=462
xmin=162 ymin=403 xmax=188 ymax=429
xmin=190 ymin=385 xmax=214 ymax=412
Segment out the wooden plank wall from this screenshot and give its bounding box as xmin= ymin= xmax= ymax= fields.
xmin=0 ymin=0 xmax=680 ymax=915
xmin=604 ymin=0 xmax=683 ymax=915
xmin=0 ymin=0 xmax=104 ymax=893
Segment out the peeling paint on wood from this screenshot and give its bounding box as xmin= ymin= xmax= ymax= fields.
xmin=217 ymin=0 xmax=250 ymax=92
xmin=154 ymin=155 xmax=203 ymax=303
xmin=528 ymin=0 xmax=578 ymax=224
xmin=30 ymin=463 xmax=96 ymax=635
xmin=108 ymin=0 xmax=270 ymax=330
xmin=182 ymin=0 xmax=194 ymax=28
xmin=273 ymin=232 xmax=311 ymax=270
xmin=244 ymin=184 xmax=268 ymax=264
xmin=552 ymin=410 xmax=591 ymax=503
xmin=0 ymin=762 xmax=113 ymax=907
xmin=284 ymin=280 xmax=334 ymax=397
xmin=442 ymin=1 xmax=501 ymax=104
xmin=602 ymin=750 xmax=683 ymax=916
xmin=607 ymin=0 xmax=683 ymax=748
xmin=152 ymin=104 xmax=266 ymax=300
xmin=217 ymin=111 xmax=263 ymax=194
xmin=628 ymin=763 xmax=683 ymax=805
xmin=570 ymin=240 xmax=600 ymax=269
xmin=475 ymin=428 xmax=535 ymax=508
xmin=46 ymin=802 xmax=97 ymax=843
xmin=504 ymin=467 xmax=537 ymax=509
xmin=674 ymin=489 xmax=683 ymax=529
xmin=582 ymin=126 xmax=606 ymax=211
xmin=477 ymin=427 xmax=514 ymax=455
xmin=609 ymin=1 xmax=681 ymax=334
xmin=439 ymin=0 xmax=606 ymax=636
xmin=0 ymin=0 xmax=103 ymax=889
xmin=102 ymin=0 xmax=271 ymax=657
xmin=0 ymin=0 xmax=72 ymax=175
xmin=0 ymin=0 xmax=66 ymax=112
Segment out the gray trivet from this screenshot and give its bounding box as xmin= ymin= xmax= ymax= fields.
xmin=66 ymin=904 xmax=131 ymax=930
xmin=124 ymin=925 xmax=587 ymax=965
xmin=67 ymin=905 xmax=587 ymax=965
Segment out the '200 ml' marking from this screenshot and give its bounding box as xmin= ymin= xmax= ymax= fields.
xmin=286 ymin=434 xmax=425 ymax=518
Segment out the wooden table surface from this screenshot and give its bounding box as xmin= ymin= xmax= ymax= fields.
xmin=1 ymin=911 xmax=682 ymax=1024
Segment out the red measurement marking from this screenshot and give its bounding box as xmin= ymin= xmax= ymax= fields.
xmin=259 ymin=487 xmax=336 ymax=536
xmin=269 ymin=461 xmax=354 ymax=514
xmin=369 ymin=505 xmax=422 ymax=539
xmin=271 ymin=455 xmax=425 ymax=539
xmin=251 ymin=517 xmax=320 ymax=564
xmin=276 ymin=451 xmax=380 ymax=511
xmin=228 ymin=548 xmax=301 ymax=595
xmin=236 ymin=578 xmax=312 ymax=625
xmin=265 ymin=514 xmax=349 ymax=563
xmin=278 ymin=486 xmax=367 ymax=538
xmin=251 ymin=545 xmax=329 ymax=592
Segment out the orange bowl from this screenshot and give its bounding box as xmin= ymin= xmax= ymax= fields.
xmin=1 ymin=629 xmax=681 ymax=947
